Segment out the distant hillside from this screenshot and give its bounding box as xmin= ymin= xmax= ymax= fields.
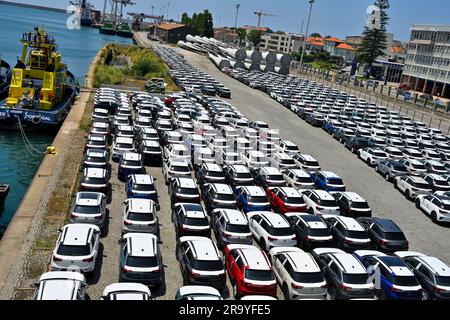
xmin=0 ymin=1 xmax=67 ymax=13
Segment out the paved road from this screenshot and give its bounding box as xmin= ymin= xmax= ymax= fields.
xmin=174 ymin=46 xmax=450 ymax=262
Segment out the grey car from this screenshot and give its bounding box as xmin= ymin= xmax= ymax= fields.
xmin=69 ymin=192 xmax=107 ymax=228
xmin=375 ymin=159 xmax=409 ymax=182
xmin=211 ymin=209 xmax=252 ymax=249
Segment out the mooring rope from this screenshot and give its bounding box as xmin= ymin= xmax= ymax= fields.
xmin=16 ymin=117 xmax=46 ymax=155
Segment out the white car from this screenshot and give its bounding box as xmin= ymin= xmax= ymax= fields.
xmin=358 ymin=148 xmax=388 ymax=166
xmin=270 ymin=152 xmax=297 ymax=171
xmin=112 ymin=137 xmax=135 ymax=161
xmin=122 ymin=198 xmax=158 ymax=234
xmin=415 ymin=194 xmax=450 ymax=223
xmin=259 ymin=128 xmax=280 ymax=144
xmin=101 ymin=283 xmax=151 ymax=300
xmin=51 ymin=224 xmax=101 ymax=273
xmin=162 ymin=159 xmax=191 ymax=183
xmin=292 ymin=154 xmax=321 ymax=172
xmin=283 ymin=169 xmax=315 ymax=189
xmin=175 ymin=286 xmax=223 ymax=300
xmin=269 ymin=247 xmax=327 ymax=300
xmin=399 ymin=159 xmax=427 ymax=176
xmin=301 ymin=189 xmax=341 ymax=215
xmin=34 ymin=271 xmax=87 ymax=300
xmin=247 ymin=212 xmax=297 ymax=251
xmin=241 ymin=150 xmax=269 ymax=168
xmin=219 ymin=149 xmax=243 ymax=166
xmin=394 ymin=176 xmax=433 ymax=200
xmin=233 ymin=137 xmax=253 ymax=154
xmin=275 ymin=140 xmax=301 ymax=155
xmin=163 ymin=144 xmax=191 ymax=163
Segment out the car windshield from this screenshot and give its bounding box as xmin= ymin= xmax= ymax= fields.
xmin=351 ymin=201 xmax=370 ymax=209
xmin=226 ymin=224 xmax=250 ymax=233
xmin=248 ymin=195 xmax=268 ymax=203
xmin=436 ymin=276 xmax=450 ymax=286
xmin=171 ymin=166 xmax=190 ymax=173
xmin=177 ymin=188 xmax=199 ymax=195
xmin=284 ymin=197 xmax=305 ymax=205
xmin=267 ymin=175 xmax=284 ymax=181
xmin=343 ymin=273 xmax=369 ymax=284
xmin=215 ymin=193 xmax=235 ymax=201
xmin=83 ymin=177 xmax=106 ymax=185
xmin=133 ymin=184 xmax=155 ymax=192
xmin=57 ymin=244 xmax=91 ymax=256
xmin=382 ymin=232 xmax=406 ymax=241
xmin=305 ymin=160 xmax=320 ymax=167
xmin=413 ymin=182 xmax=430 ymax=189
xmin=116 ymin=143 xmax=133 ymax=149
xmin=268 ymin=226 xmax=294 ymax=237
xmin=291 ymin=272 xmax=324 ymax=283
xmin=235 ymin=172 xmax=252 ymax=179
xmin=392 ymin=165 xmax=407 ymax=172
xmin=144 ymin=147 xmax=161 ymax=152
xmin=184 ymin=217 xmax=209 ymax=226
xmin=206 ymin=171 xmax=225 ymax=178
xmin=73 ymin=205 xmax=100 ymax=214
xmin=193 ymin=260 xmax=223 ymax=271
xmin=308 ymin=228 xmax=331 ymax=237
xmin=373 ymin=151 xmax=387 ymax=157
xmin=127 ymin=212 xmax=154 ymax=221
xmin=327 ymin=178 xmax=344 ymax=185
xmin=122 ymin=160 xmax=142 ymax=167
xmin=245 ymin=269 xmax=274 ymax=281
xmin=438 ymin=202 xmax=450 ymax=210
xmin=392 ymin=276 xmax=419 ymax=287
xmin=281 ymin=159 xmax=296 ymax=165
xmin=346 ymin=230 xmax=369 ymax=239
xmin=126 ymin=256 xmax=158 ymax=268
xmin=85 ymin=157 xmax=105 ymax=163
xmin=435 ymin=180 xmax=449 ymax=187
xmin=317 ymin=199 xmax=338 ymax=207
xmin=88 ymin=140 xmax=105 ymax=146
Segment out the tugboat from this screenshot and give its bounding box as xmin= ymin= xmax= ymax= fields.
xmin=0 ymin=27 xmax=79 ymax=131
xmin=69 ymin=0 xmax=95 ymax=27
xmin=100 ymin=20 xmax=116 ymax=35
xmin=0 ymin=184 xmax=10 ymax=206
xmin=116 ymin=22 xmax=133 ymax=38
xmin=0 ymin=59 xmax=11 ymax=99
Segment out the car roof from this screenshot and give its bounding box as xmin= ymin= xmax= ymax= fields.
xmin=239 ymin=248 xmax=270 ymax=270
xmin=375 ymin=256 xmax=414 ymax=276
xmin=127 ymin=198 xmax=155 ymax=213
xmin=242 ymin=186 xmax=266 ymax=196
xmin=177 ymin=285 xmax=221 ymax=297
xmin=300 ymin=154 xmax=317 ymax=161
xmin=185 ymin=238 xmax=219 ymax=261
xmin=76 ymin=192 xmax=102 ymax=206
xmin=122 ymin=152 xmax=141 ymax=161
xmin=371 ymin=218 xmax=401 ymax=232
xmin=341 ymin=192 xmax=366 ymax=202
xmin=257 ymin=212 xmax=290 ymax=228
xmin=310 ymin=190 xmax=335 ymax=200
xmin=219 ymin=209 xmax=248 ymax=225
xmin=285 ymin=251 xmax=321 ymax=273
xmin=131 ymin=174 xmax=154 ymax=185
xmin=331 ymin=253 xmax=367 ymax=274
xmin=211 ymin=183 xmax=233 ymax=194
xmin=275 ymin=187 xmax=302 ymax=198
xmin=115 ymin=137 xmax=133 ymax=143
xmin=321 ymin=171 xmax=341 ymax=178
xmin=86 ymin=149 xmax=106 ymax=157
xmin=203 ymin=163 xmax=222 ymax=171
xmin=261 ymin=167 xmax=282 ymax=175
xmin=124 ymin=233 xmax=158 ymax=257
xmin=84 ymin=167 xmax=106 ymax=178
xmin=176 ymin=178 xmax=197 ymax=188
xmin=415 ymin=256 xmax=450 ymax=277
xmin=335 ymin=216 xmax=365 ymax=231
xmin=231 ymin=165 xmax=250 ymax=173
xmin=61 ymin=224 xmax=97 ymax=246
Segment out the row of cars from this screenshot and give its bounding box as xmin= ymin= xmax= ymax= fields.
xmin=228 ymin=69 xmax=450 ymax=225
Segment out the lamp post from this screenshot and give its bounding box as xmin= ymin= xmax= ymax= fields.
xmin=234 ymin=4 xmax=240 ymax=45
xmin=299 ymin=0 xmax=315 ymax=68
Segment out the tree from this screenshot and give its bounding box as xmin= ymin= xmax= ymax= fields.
xmin=180 ymin=10 xmax=214 ymax=37
xmin=181 ymin=12 xmax=191 ymax=26
xmin=357 ymin=0 xmax=390 ymax=70
xmin=247 ymin=30 xmax=262 ymax=48
xmin=236 ymin=28 xmax=246 ymax=46
xmin=310 ymin=33 xmax=322 ymax=38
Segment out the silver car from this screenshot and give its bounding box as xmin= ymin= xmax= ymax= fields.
xmin=70 ymin=192 xmax=107 ymax=228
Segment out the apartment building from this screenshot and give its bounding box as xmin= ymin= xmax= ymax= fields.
xmin=259 ymin=33 xmax=303 ymax=54
xmin=402 ymin=25 xmax=450 ymax=98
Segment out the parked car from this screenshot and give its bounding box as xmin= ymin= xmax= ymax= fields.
xmin=285 ymin=213 xmax=334 ymax=250
xmin=211 ymin=209 xmax=252 ymax=249
xmin=235 ymin=186 xmax=270 ymax=213
xmin=33 ymin=272 xmax=87 ymax=300
xmin=175 ymin=286 xmax=223 ymax=300
xmin=333 ymin=192 xmax=372 ymax=218
xmin=69 ymin=192 xmax=107 ymax=228
xmin=172 ymin=203 xmax=211 ymax=237
xmin=266 ymin=187 xmax=307 ymax=213
xmin=101 ymin=283 xmax=151 ymax=300
xmin=122 ymin=198 xmax=159 ymax=235
xmin=415 ymin=194 xmax=450 ymax=223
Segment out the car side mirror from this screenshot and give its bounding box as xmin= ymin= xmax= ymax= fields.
xmin=57 ymin=229 xmax=63 ymax=233
xmin=31 ymin=283 xmax=39 ymax=288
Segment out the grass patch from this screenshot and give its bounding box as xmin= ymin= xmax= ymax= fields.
xmin=306 ymin=61 xmax=334 ymax=71
xmin=92 ymin=43 xmax=178 ymax=91
xmin=79 ymin=93 xmax=94 ymax=133
xmin=34 ymin=234 xmax=58 ymax=250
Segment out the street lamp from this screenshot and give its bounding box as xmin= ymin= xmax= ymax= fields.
xmin=234 ymin=4 xmax=240 ymax=30
xmin=299 ymin=0 xmax=315 ymax=68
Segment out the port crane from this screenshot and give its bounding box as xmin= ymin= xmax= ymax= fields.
xmin=253 ymin=10 xmax=281 ymax=27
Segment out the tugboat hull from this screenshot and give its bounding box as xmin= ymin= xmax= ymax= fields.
xmin=100 ymin=28 xmax=116 ymax=35
xmin=116 ymin=31 xmax=133 ymax=38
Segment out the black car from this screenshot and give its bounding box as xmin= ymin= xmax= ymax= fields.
xmin=253 ymin=167 xmax=286 ymax=189
xmin=305 ymin=113 xmax=326 ymax=127
xmin=344 ymin=136 xmax=369 ymax=153
xmin=332 ymin=128 xmax=355 ymax=144
xmin=201 ymin=84 xmax=216 ymax=96
xmin=201 ymin=183 xmax=237 ymax=213
xmin=137 ymin=140 xmax=162 ymax=165
xmin=333 ymin=192 xmax=372 ymax=218
xmin=172 ymin=203 xmax=211 ymax=237
xmin=322 ymin=216 xmax=373 ymax=252
xmin=357 ymin=217 xmax=409 ymax=253
xmin=82 ymin=148 xmax=110 ymax=169
xmin=285 ymin=214 xmax=334 ymax=250
xmin=223 ymin=165 xmax=254 ymax=188
xmin=297 ymin=107 xmax=314 ymax=120
xmin=216 ymin=86 xmax=231 ymax=98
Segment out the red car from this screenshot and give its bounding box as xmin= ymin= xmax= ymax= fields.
xmin=266 ymin=187 xmax=307 ymax=214
xmin=224 ymin=244 xmax=277 ymax=299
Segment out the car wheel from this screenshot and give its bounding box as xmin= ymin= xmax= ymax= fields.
xmin=405 ymin=190 xmax=411 ymax=200
xmin=385 ymin=173 xmax=390 ymax=181
xmin=415 ymin=199 xmax=421 ymax=209
xmin=308 ymin=208 xmax=315 ymax=215
xmin=375 ymin=166 xmax=379 ymax=173
xmin=351 ymin=147 xmax=355 ymax=153
xmin=422 ymin=290 xmax=431 ymax=300
xmin=376 ymin=289 xmax=386 ymax=300
xmin=260 ymin=238 xmax=267 ymax=251
xmin=431 ymin=211 xmax=438 ymax=223
xmin=233 ymin=283 xmax=240 ymax=300
xmin=282 ymin=283 xmax=290 ymax=300
xmin=393 ymin=180 xmax=398 ymax=189
xmin=366 ymin=158 xmax=371 ymax=165
xmin=329 ymin=286 xmax=338 ymax=300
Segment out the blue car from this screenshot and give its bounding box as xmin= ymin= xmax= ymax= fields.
xmin=125 ymin=174 xmax=159 ymax=205
xmin=235 ymin=186 xmax=270 ymax=213
xmin=354 ymin=250 xmax=423 ymax=300
xmin=311 ymin=171 xmax=346 ymax=192
xmin=323 ymin=120 xmax=342 ymax=134
xmin=118 ymin=152 xmax=145 ymax=181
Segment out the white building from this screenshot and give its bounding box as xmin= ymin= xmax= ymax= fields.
xmin=259 ymin=33 xmax=303 ymax=54
xmin=402 ymin=25 xmax=450 ymax=98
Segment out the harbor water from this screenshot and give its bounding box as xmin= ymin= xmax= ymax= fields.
xmin=0 ymin=3 xmax=133 ymax=235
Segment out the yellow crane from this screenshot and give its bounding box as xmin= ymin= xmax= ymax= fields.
xmin=253 ymin=10 xmax=281 ymax=27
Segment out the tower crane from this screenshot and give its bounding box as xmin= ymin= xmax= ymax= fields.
xmin=253 ymin=10 xmax=281 ymax=27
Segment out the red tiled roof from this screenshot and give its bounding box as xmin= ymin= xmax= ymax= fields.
xmin=390 ymin=46 xmax=406 ymax=54
xmin=157 ymin=23 xmax=186 ymax=31
xmin=307 ymin=37 xmax=324 ymax=46
xmin=323 ymin=37 xmax=343 ymax=43
xmin=336 ymin=43 xmax=356 ymax=51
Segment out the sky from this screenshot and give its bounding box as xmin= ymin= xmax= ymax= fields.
xmin=8 ymin=0 xmax=450 ymax=41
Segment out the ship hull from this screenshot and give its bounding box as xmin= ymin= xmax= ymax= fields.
xmin=100 ymin=28 xmax=116 ymax=35
xmin=117 ymin=31 xmax=133 ymax=38
xmin=80 ymin=18 xmax=93 ymax=27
